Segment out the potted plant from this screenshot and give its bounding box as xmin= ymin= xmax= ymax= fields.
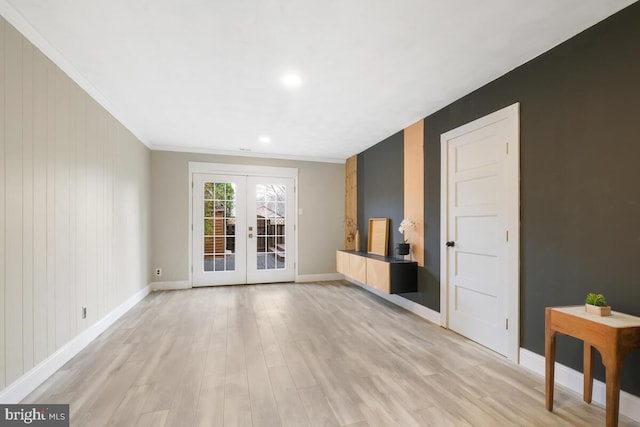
xmin=585 ymin=292 xmax=611 ymax=316
xmin=397 ymin=218 xmax=416 ymax=256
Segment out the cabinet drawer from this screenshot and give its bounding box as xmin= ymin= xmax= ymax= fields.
xmin=349 ymin=254 xmax=367 ymax=283
xmin=336 ymin=251 xmax=350 ymax=275
xmin=366 ymin=258 xmax=390 ymax=293
xmin=336 ymin=250 xmax=417 ymax=294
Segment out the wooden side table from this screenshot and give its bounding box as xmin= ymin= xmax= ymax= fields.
xmin=545 ymin=306 xmax=640 ymax=427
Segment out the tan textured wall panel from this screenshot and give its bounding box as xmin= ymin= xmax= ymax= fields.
xmin=404 ymin=120 xmax=425 ymax=266
xmin=344 ymin=155 xmax=358 ymax=250
xmin=0 ymin=16 xmax=151 ymax=392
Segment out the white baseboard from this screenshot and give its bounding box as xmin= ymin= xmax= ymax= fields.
xmin=347 ymin=278 xmax=441 ymax=325
xmin=0 ymin=285 xmax=151 ymax=404
xmin=519 ymin=348 xmax=640 ymax=423
xmin=150 ymin=280 xmax=192 ymax=291
xmin=295 ymin=273 xmax=343 ymax=283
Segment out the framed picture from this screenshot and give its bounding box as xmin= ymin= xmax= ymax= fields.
xmin=368 ymin=218 xmax=389 ymax=256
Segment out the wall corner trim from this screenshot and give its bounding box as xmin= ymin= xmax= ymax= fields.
xmin=150 ymin=281 xmax=192 ymax=291
xmin=519 ymin=348 xmax=640 ymax=423
xmin=0 ymin=285 xmax=151 ymax=404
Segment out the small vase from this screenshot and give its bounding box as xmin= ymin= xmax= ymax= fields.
xmin=354 ymin=229 xmax=360 ymax=252
xmin=397 ymin=243 xmax=410 ymax=256
xmin=585 ymin=304 xmax=611 ymax=317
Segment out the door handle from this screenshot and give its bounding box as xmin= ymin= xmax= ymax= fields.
xmin=446 ymin=241 xmax=455 ymax=247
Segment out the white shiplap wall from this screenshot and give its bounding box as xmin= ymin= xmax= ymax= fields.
xmin=0 ymin=17 xmax=151 ymax=390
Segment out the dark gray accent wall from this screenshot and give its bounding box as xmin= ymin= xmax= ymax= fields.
xmin=358 ymin=2 xmax=640 ymax=396
xmin=357 ymin=131 xmax=403 ymax=257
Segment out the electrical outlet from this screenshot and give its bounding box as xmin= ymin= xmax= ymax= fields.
xmin=155 ymin=268 xmax=162 ymax=277
xmin=82 ymin=306 xmax=87 ymax=319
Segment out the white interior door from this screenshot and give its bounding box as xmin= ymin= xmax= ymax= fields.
xmin=193 ymin=173 xmax=246 ymax=286
xmin=192 ymin=173 xmax=295 ymax=286
xmin=246 ymin=177 xmax=295 ymax=284
xmin=441 ymin=103 xmax=519 ymax=359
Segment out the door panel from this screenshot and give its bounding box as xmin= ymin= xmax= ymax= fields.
xmin=193 ymin=174 xmax=246 ymax=286
xmin=246 ymin=177 xmax=295 ymax=284
xmin=447 ymin=119 xmax=508 ymax=355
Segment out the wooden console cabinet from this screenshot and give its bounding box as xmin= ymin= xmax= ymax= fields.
xmin=336 ymin=250 xmax=417 ymax=294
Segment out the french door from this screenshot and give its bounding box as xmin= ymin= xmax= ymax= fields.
xmin=192 ymin=173 xmax=295 ymax=286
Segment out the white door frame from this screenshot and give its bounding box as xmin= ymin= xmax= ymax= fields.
xmin=188 ymin=162 xmax=299 ymax=285
xmin=439 ymin=103 xmax=520 ymax=362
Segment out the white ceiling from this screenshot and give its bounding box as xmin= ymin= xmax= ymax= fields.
xmin=1 ymin=1 xmax=636 ymax=162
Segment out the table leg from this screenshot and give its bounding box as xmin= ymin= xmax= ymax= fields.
xmin=545 ymin=319 xmax=556 ymax=411
xmin=603 ymin=354 xmax=624 ymax=427
xmin=583 ymin=343 xmax=594 ymax=403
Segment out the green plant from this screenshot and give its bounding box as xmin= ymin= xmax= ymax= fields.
xmin=585 ymin=293 xmax=608 ymax=307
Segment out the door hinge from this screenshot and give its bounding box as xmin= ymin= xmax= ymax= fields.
xmin=506 ymin=142 xmax=509 ymax=154
xmin=506 ymin=230 xmax=509 ymax=242
xmin=506 ymin=318 xmax=509 ymax=330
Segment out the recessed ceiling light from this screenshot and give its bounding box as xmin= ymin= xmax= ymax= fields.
xmin=259 ymin=136 xmax=271 ymax=144
xmin=280 ymin=73 xmax=302 ymax=88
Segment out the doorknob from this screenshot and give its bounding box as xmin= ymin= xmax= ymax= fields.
xmin=446 ymin=241 xmax=455 ymax=247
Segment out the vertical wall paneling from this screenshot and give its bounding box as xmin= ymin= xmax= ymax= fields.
xmin=22 ymin=38 xmax=34 ymax=373
xmin=104 ymin=117 xmax=111 ymax=312
xmin=107 ymin=118 xmax=115 ymax=312
xmin=67 ymin=82 xmax=77 ymax=339
xmin=5 ymin=23 xmax=24 ymax=384
xmin=32 ymin=49 xmax=48 ymax=363
xmin=403 ymin=120 xmax=425 ymax=266
xmin=85 ymin=100 xmax=97 ymax=326
xmin=75 ymin=86 xmax=87 ymax=333
xmin=54 ymin=67 xmax=70 ymax=349
xmin=0 ymin=16 xmax=150 ymax=394
xmin=95 ymin=111 xmax=104 ymax=318
xmin=344 ymin=156 xmax=357 ymax=250
xmin=45 ymin=56 xmax=56 ymax=356
xmin=0 ymin=16 xmax=6 ymax=389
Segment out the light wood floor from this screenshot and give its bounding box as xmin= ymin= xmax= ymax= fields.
xmin=24 ymin=281 xmax=640 ymax=426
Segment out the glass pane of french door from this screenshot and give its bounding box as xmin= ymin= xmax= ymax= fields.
xmin=246 ymin=176 xmax=295 ymax=284
xmin=255 ymin=183 xmax=286 ymax=270
xmin=193 ymin=174 xmax=246 ymax=286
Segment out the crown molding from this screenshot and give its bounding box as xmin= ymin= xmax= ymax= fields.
xmin=152 ymin=144 xmax=346 ymax=164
